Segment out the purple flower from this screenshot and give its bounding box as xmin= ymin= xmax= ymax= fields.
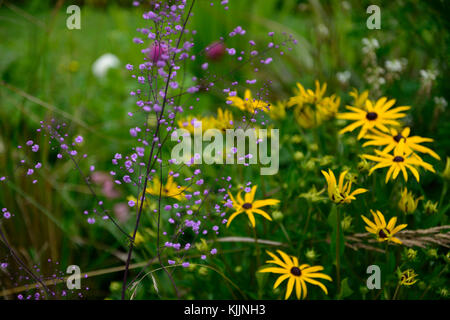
xmin=128 ymin=200 xmax=136 ymax=207
xmin=75 ymin=136 xmax=83 ymax=144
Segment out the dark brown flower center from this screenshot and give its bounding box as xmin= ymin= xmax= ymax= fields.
xmin=378 ymin=229 xmax=389 ymax=239
xmin=393 ymin=134 xmax=404 ymax=142
xmin=242 ymin=203 xmax=252 ymax=210
xmin=393 ymin=156 xmax=404 ymax=162
xmin=290 ymin=267 xmax=302 ymax=276
xmin=366 ymin=112 xmax=378 ymax=120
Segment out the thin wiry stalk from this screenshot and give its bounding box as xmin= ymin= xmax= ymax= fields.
xmin=121 ymin=0 xmax=196 ymax=300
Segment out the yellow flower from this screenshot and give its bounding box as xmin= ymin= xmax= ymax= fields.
xmin=321 ymin=169 xmax=367 ymax=204
xmin=362 ymin=127 xmax=440 ymax=160
xmin=361 ymin=209 xmax=407 ymax=244
xmin=288 ymin=81 xmax=340 ymax=128
xmin=399 ymin=269 xmax=418 ymax=286
xmin=258 ymin=250 xmax=332 ymax=300
xmin=177 ymin=116 xmax=211 ymax=133
xmin=226 ymin=185 xmax=279 ymax=228
xmin=338 ymin=97 xmax=410 ymax=139
xmin=134 ymin=231 xmax=145 ymax=246
xmin=398 ymin=188 xmax=423 ymax=214
xmin=268 ymin=101 xmax=287 ymax=120
xmin=423 ymin=200 xmax=438 ymax=215
xmin=214 ymin=108 xmax=234 ymax=131
xmin=145 ymin=175 xmax=187 ymax=201
xmin=349 ymin=88 xmax=369 ymax=109
xmin=443 ymin=157 xmax=450 ymax=180
xmin=227 ymin=89 xmax=268 ymax=114
xmin=363 ymin=140 xmax=435 ymax=183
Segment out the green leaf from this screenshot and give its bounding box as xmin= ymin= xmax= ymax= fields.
xmin=337 ymin=278 xmax=354 ymax=299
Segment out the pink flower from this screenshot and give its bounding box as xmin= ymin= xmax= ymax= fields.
xmin=206 ymin=41 xmax=225 ymax=61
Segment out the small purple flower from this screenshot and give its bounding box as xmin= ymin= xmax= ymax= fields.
xmin=87 ymin=218 xmax=95 ymax=224
xmin=128 ymin=200 xmax=136 ymax=207
xmin=75 ymin=136 xmax=83 ymax=144
xmin=31 ymin=144 xmax=39 ymax=152
xmin=210 ymin=248 xmax=217 ymax=255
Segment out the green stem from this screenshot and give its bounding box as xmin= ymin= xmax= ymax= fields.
xmin=392 ymin=283 xmax=400 ymax=300
xmin=336 ymin=205 xmax=341 ymax=295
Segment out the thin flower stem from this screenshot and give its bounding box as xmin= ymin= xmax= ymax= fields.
xmin=121 ymin=0 xmax=196 ymax=300
xmin=392 ymin=283 xmax=400 ymax=300
xmin=0 ymin=227 xmax=52 ymax=298
xmin=335 ymin=205 xmax=341 ymax=295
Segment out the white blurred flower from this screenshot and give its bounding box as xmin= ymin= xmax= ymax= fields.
xmin=385 ymin=59 xmax=404 ymax=73
xmin=420 ymin=69 xmax=438 ymax=82
xmin=336 ymin=70 xmax=351 ymax=85
xmin=92 ymin=53 xmax=120 ymax=78
xmin=434 ymin=96 xmax=448 ymax=111
xmin=362 ymin=38 xmax=379 ymax=53
xmin=317 ymin=24 xmax=329 ymax=38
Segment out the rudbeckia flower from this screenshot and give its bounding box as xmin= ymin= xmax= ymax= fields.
xmin=337 ymin=97 xmax=410 ymax=139
xmin=227 ymin=89 xmax=268 ymax=114
xmin=399 ymin=269 xmax=419 ymax=286
xmin=349 ymin=88 xmax=369 ymax=109
xmin=321 ymin=169 xmax=367 ymax=204
xmin=363 ymin=140 xmax=435 ymax=183
xmin=259 ymin=250 xmax=332 ymax=300
xmin=362 ymin=127 xmax=440 ymax=160
xmin=146 ymin=175 xmax=188 ymax=201
xmin=226 ymin=185 xmax=279 ymax=228
xmin=361 ymin=210 xmax=407 ymax=244
xmin=288 ymin=81 xmax=340 ymax=128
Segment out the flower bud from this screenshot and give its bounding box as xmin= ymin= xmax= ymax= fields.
xmin=398 ymin=188 xmax=422 ymax=214
xmin=423 ymin=200 xmax=438 ymax=215
xmin=206 ymin=41 xmax=226 ymax=61
xmin=272 ymin=210 xmax=283 ymax=222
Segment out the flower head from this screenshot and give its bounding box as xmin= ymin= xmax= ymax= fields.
xmin=399 ymin=269 xmax=418 ymax=286
xmin=226 ymin=185 xmax=279 ymax=228
xmin=259 ymin=250 xmax=332 ymax=299
xmin=363 ymin=140 xmax=435 ymax=183
xmin=227 ymin=89 xmax=268 ymax=114
xmin=338 ymin=97 xmax=410 ymax=139
xmin=362 ymin=127 xmax=440 ymax=160
xmin=321 ymin=169 xmax=367 ymax=204
xmin=361 ymin=210 xmax=407 ymax=244
xmin=288 ymin=81 xmax=340 ymax=128
xmin=398 ymin=188 xmax=422 ymax=214
xmin=146 ymin=175 xmax=187 ymax=201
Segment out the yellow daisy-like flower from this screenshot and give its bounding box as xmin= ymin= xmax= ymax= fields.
xmin=258 ymin=250 xmax=332 ymax=300
xmin=177 ymin=116 xmax=211 ymax=133
xmin=361 ymin=209 xmax=407 ymax=244
xmin=399 ymin=269 xmax=419 ymax=286
xmin=337 ymin=97 xmax=410 ymax=139
xmin=213 ymin=108 xmax=234 ymax=131
xmin=362 ymin=127 xmax=440 ymax=160
xmin=226 ymin=185 xmax=279 ymax=228
xmin=268 ymin=101 xmax=287 ymax=120
xmin=321 ymin=169 xmax=367 ymax=204
xmin=363 ymin=140 xmax=435 ymax=183
xmin=288 ymin=81 xmax=340 ymax=128
xmin=349 ymin=88 xmax=369 ymax=109
xmin=146 ymin=175 xmax=187 ymax=201
xmin=227 ymin=89 xmax=268 ymax=114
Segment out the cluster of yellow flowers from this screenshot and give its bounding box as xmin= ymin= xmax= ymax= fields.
xmin=177 ymin=108 xmax=234 ymax=133
xmin=338 ymin=91 xmax=439 ymax=183
xmin=287 ymin=81 xmax=340 ymax=128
